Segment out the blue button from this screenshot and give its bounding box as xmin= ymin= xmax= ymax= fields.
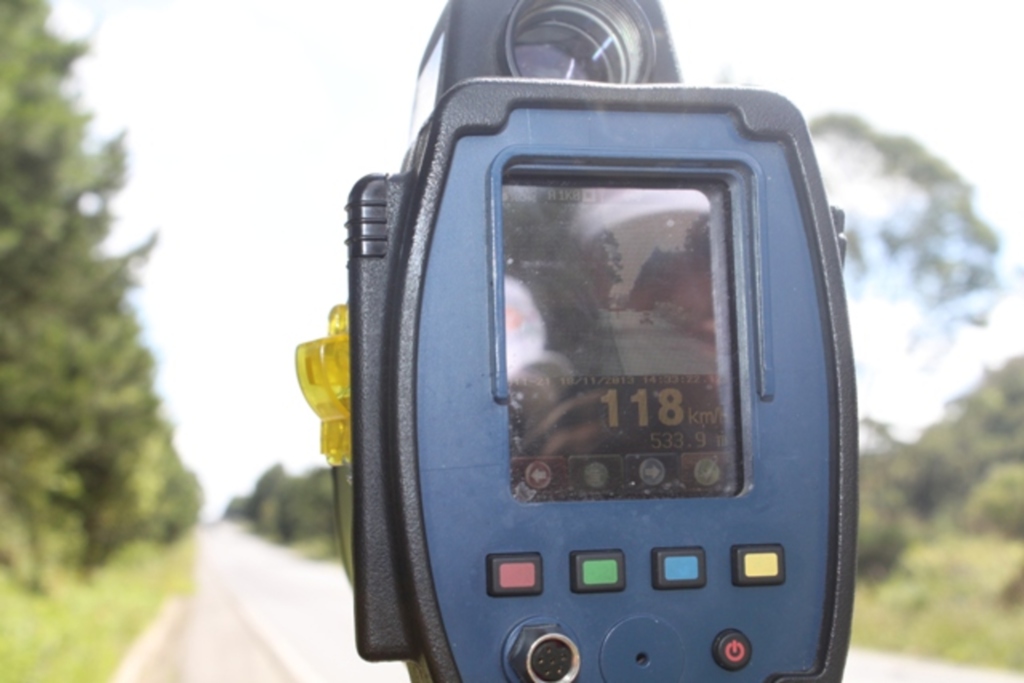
xmin=652 ymin=548 xmax=706 ymax=590
xmin=665 ymin=556 xmax=699 ymax=581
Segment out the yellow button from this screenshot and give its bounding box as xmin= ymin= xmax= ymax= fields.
xmin=743 ymin=552 xmax=780 ymax=579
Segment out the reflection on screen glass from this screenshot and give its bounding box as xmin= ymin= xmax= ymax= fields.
xmin=502 ymin=176 xmax=740 ymax=502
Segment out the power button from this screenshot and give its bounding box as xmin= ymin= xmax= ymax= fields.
xmin=712 ymin=629 xmax=752 ymax=671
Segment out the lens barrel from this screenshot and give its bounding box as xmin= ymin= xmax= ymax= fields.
xmin=505 ymin=0 xmax=656 ymax=84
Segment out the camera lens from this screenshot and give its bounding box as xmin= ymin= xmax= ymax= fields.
xmin=505 ymin=0 xmax=655 ymax=84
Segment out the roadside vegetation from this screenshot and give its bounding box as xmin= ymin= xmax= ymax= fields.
xmin=854 ymin=535 xmax=1024 ymax=669
xmin=854 ymin=357 xmax=1024 ymax=669
xmin=0 ymin=536 xmax=195 ymax=683
xmin=807 ymin=70 xmax=1020 ymax=671
xmin=0 ymin=0 xmax=202 ymax=679
xmin=225 ymin=465 xmax=337 ymax=560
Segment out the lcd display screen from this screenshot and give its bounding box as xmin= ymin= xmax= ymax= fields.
xmin=502 ymin=175 xmax=740 ymax=502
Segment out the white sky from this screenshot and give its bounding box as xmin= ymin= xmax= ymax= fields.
xmin=47 ymin=0 xmax=1024 ymax=518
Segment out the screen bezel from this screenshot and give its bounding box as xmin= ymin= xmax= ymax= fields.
xmin=493 ymin=160 xmax=750 ymax=503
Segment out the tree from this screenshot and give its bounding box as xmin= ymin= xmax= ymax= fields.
xmin=966 ymin=463 xmax=1024 ymax=539
xmin=0 ymin=0 xmax=199 ymax=586
xmin=811 ymin=114 xmax=1001 ymax=340
xmin=854 ymin=356 xmax=1024 ymax=582
xmin=228 ymin=464 xmax=335 ymax=547
xmin=863 ymin=357 xmax=1024 ymax=524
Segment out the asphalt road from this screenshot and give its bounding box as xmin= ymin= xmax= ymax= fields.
xmin=150 ymin=524 xmax=1024 ymax=683
xmin=184 ymin=523 xmax=408 ymax=683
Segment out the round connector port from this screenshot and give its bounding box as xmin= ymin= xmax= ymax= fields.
xmin=508 ymin=623 xmax=581 ymax=683
xmin=528 ymin=634 xmax=578 ymax=681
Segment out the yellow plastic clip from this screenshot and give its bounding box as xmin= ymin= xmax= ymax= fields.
xmin=295 ymin=305 xmax=351 ymax=466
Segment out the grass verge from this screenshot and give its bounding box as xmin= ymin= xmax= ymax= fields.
xmin=852 ymin=533 xmax=1024 ymax=671
xmin=0 ymin=535 xmax=195 ymax=683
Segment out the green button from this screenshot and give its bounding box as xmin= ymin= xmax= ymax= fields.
xmin=571 ymin=551 xmax=625 ymax=593
xmin=583 ymin=559 xmax=619 ymax=586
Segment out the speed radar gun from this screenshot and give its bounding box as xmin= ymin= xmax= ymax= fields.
xmin=296 ymin=0 xmax=857 ymax=681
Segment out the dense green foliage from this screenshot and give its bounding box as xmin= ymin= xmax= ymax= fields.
xmin=0 ymin=536 xmax=195 ymax=683
xmin=0 ymin=0 xmax=201 ymax=590
xmin=854 ymin=357 xmax=1024 ymax=668
xmin=966 ymin=463 xmax=1024 ymax=538
xmin=226 ymin=465 xmax=336 ymax=552
xmin=862 ymin=356 xmax=1024 ymax=543
xmin=853 ymin=535 xmax=1024 ymax=670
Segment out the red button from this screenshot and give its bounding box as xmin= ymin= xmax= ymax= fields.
xmin=487 ymin=554 xmax=543 ymax=597
xmin=499 ymin=562 xmax=537 ymax=589
xmin=713 ymin=629 xmax=752 ymax=671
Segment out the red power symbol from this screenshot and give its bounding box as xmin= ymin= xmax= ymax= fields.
xmin=724 ymin=639 xmax=747 ymax=663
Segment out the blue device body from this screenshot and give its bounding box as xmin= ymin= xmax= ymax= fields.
xmin=342 ymin=81 xmax=856 ymax=682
